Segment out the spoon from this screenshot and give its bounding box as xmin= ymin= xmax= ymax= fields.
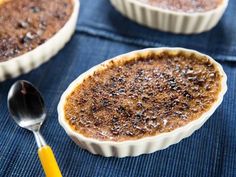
xmin=7 ymin=80 xmax=62 ymax=177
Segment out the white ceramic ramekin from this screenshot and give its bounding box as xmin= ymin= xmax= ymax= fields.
xmin=58 ymin=48 xmax=227 ymax=157
xmin=110 ymin=0 xmax=228 ymax=34
xmin=0 ymin=0 xmax=79 ymax=82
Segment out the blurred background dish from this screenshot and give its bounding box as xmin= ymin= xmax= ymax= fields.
xmin=110 ymin=0 xmax=228 ymax=34
xmin=0 ymin=0 xmax=79 ymax=82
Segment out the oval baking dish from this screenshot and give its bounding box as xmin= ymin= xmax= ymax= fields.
xmin=58 ymin=48 xmax=227 ymax=157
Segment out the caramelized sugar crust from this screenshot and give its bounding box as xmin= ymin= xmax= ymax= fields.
xmin=64 ymin=52 xmax=222 ymax=141
xmin=0 ymin=0 xmax=73 ymax=61
xmin=138 ymin=0 xmax=223 ymax=12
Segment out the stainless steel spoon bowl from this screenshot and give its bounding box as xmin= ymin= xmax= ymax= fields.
xmin=7 ymin=80 xmax=62 ymax=177
xmin=8 ymin=80 xmax=46 ymax=146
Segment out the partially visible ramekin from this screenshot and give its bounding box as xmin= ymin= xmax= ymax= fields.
xmin=110 ymin=0 xmax=228 ymax=34
xmin=0 ymin=0 xmax=79 ymax=82
xmin=58 ymin=48 xmax=227 ymax=157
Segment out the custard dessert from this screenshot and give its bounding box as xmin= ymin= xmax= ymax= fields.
xmin=137 ymin=0 xmax=223 ymax=12
xmin=64 ymin=49 xmax=223 ymax=141
xmin=0 ymin=0 xmax=73 ymax=62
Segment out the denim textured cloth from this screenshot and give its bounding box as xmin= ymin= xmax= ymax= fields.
xmin=0 ymin=0 xmax=236 ymax=177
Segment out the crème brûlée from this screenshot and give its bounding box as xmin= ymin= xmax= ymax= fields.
xmin=137 ymin=0 xmax=223 ymax=12
xmin=0 ymin=0 xmax=73 ymax=62
xmin=64 ymin=50 xmax=223 ymax=142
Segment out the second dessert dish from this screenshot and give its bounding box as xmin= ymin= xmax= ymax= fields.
xmin=0 ymin=0 xmax=79 ymax=81
xmin=110 ymin=0 xmax=228 ymax=34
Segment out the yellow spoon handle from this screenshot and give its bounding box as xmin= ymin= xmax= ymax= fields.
xmin=38 ymin=145 xmax=62 ymax=177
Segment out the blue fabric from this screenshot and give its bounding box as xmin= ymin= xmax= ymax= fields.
xmin=0 ymin=0 xmax=236 ymax=177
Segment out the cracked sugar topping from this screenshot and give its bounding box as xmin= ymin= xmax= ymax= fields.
xmin=64 ymin=51 xmax=222 ymax=141
xmin=0 ymin=0 xmax=73 ymax=62
xmin=137 ymin=0 xmax=223 ymax=13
